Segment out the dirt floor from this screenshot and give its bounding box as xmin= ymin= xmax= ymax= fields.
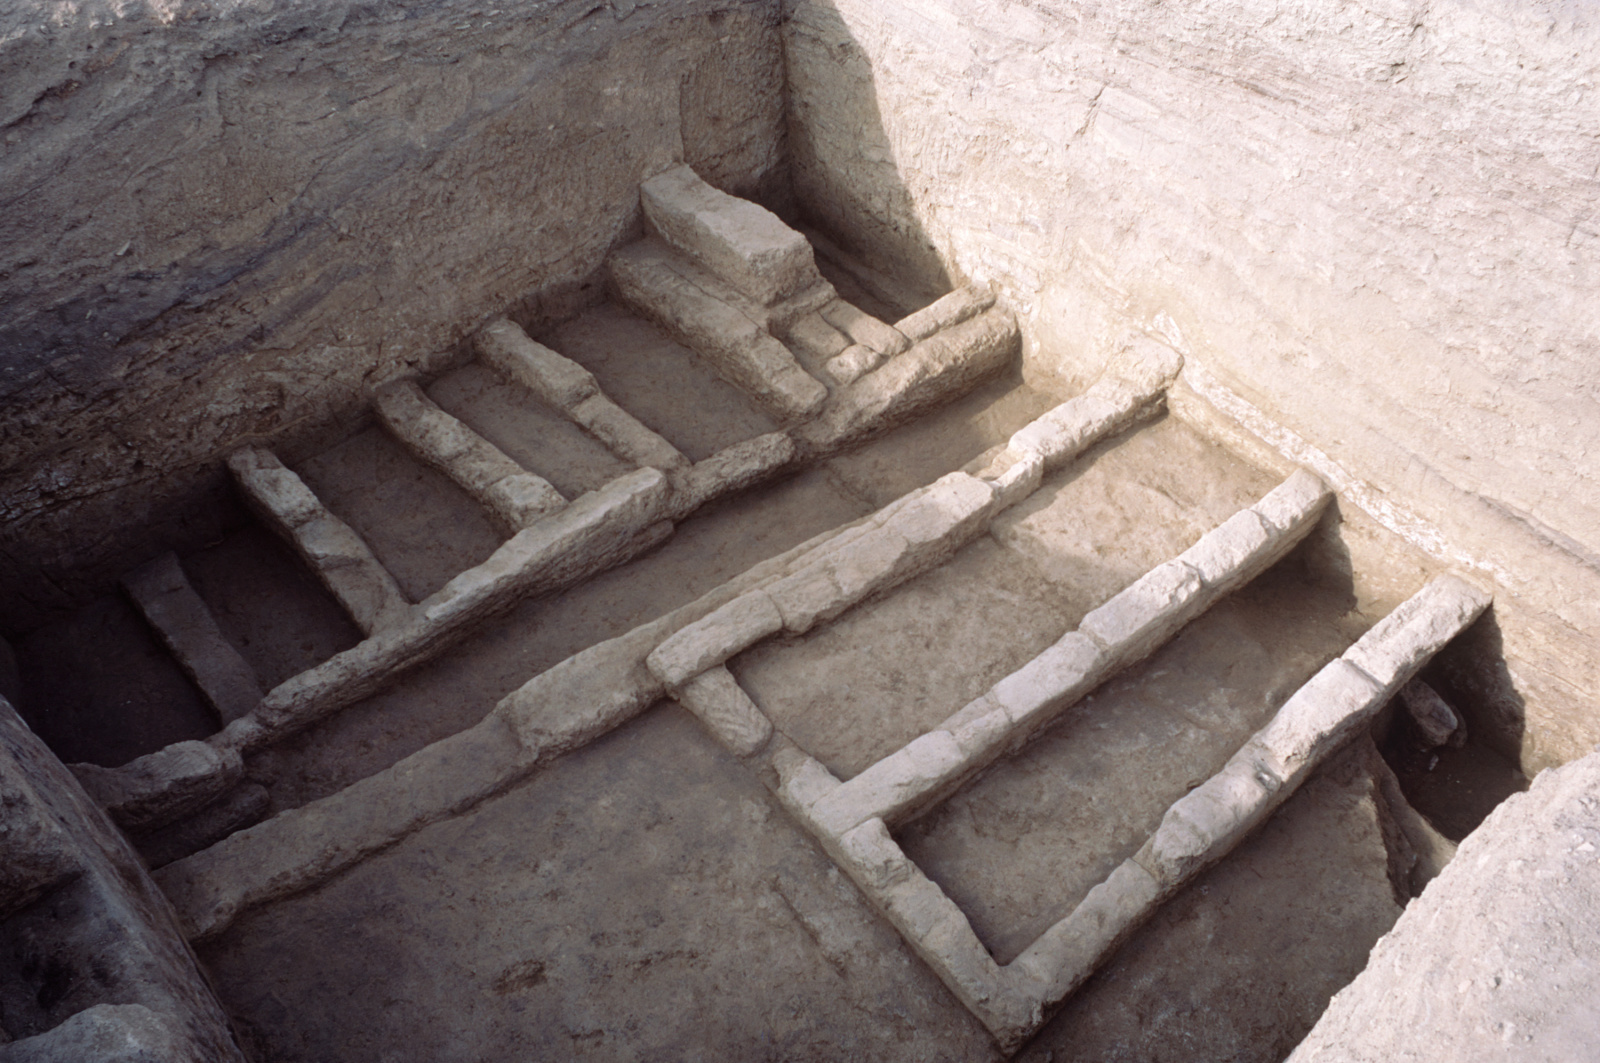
xmin=247 ymin=301 xmax=1058 ymax=815
xmin=7 ymin=290 xmax=1481 ymax=1062
xmin=1020 ymin=742 xmax=1406 ymax=1063
xmin=201 ymin=394 xmax=1415 ymax=1062
xmin=12 ymin=594 xmax=215 ymax=768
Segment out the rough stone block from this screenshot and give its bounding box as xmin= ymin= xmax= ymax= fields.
xmin=764 ymin=561 xmax=847 ymax=636
xmin=70 ymin=741 xmax=244 ymax=833
xmin=1250 ymin=467 xmax=1332 ymax=535
xmin=1402 ymin=678 xmax=1464 ymax=749
xmin=780 ymin=310 xmax=851 ymax=362
xmin=292 ymin=515 xmax=414 ymax=635
xmin=1138 ymin=756 xmax=1278 ymax=887
xmin=766 ymin=473 xmax=997 ymax=634
xmin=1176 ymin=509 xmax=1274 ymax=589
xmin=225 ymin=447 xmax=321 ymax=528
xmin=121 ymin=552 xmax=263 ymax=724
xmin=1099 ymin=333 xmax=1186 ymax=397
xmin=375 ymin=379 xmax=566 ymax=531
xmin=987 ymin=451 xmax=1043 ymax=511
xmin=827 ymin=528 xmax=916 ymax=602
xmin=762 ymin=278 xmax=842 ymax=335
xmin=811 ymin=730 xmax=965 ymax=835
xmin=373 ymin=379 xmax=481 ymax=464
xmin=773 ymin=747 xmax=841 ymax=812
xmin=894 ymin=283 xmax=997 ymax=343
xmin=668 ymin=431 xmax=795 ymax=515
xmin=799 ymin=305 xmax=1018 ymax=452
xmin=836 ymin=817 xmax=915 ymax=890
xmin=229 ymin=446 xmax=412 ymax=636
xmin=1079 ymin=559 xmax=1205 ymax=658
xmin=1342 ymin=575 xmax=1491 ymax=689
xmin=988 ymin=632 xmax=1104 ymax=728
xmin=1251 ymin=658 xmax=1387 ymax=784
xmin=474 ymin=317 xmax=598 ymax=411
xmin=880 ymin=472 xmax=997 ymax=550
xmin=1006 ymin=393 xmax=1124 ymax=469
xmin=420 ymin=468 xmax=669 ymax=625
xmin=1011 ymin=858 xmax=1160 ymax=995
xmin=673 ymin=665 xmax=773 ymax=757
xmin=486 ymin=472 xmax=569 ymax=530
xmin=941 ymin=693 xmax=1003 ymax=734
xmin=825 ymin=343 xmax=884 ymax=385
xmin=950 ymin=703 xmax=1013 ymax=758
xmin=640 ymin=164 xmax=822 ymax=306
xmin=569 ymin=392 xmax=689 ymax=471
xmin=913 ymin=892 xmax=1012 ymax=1011
xmin=821 ymin=299 xmax=912 ymax=357
xmin=646 ymin=591 xmax=783 ymax=688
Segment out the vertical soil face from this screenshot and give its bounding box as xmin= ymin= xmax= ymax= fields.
xmin=782 ymin=0 xmax=1600 ymax=772
xmin=0 ymin=0 xmax=788 ymax=627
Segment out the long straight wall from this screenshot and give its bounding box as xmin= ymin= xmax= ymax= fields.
xmin=784 ymin=0 xmax=1600 ymax=771
xmin=0 ymin=0 xmax=785 ymax=628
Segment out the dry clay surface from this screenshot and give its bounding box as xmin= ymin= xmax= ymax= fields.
xmin=200 ymin=400 xmax=1419 ymax=1061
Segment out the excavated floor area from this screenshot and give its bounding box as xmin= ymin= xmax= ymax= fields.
xmin=191 ymin=398 xmax=1414 ymax=1063
xmin=5 ymin=235 xmax=1518 ymax=1060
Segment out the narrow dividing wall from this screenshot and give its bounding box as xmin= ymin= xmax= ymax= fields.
xmin=0 ymin=0 xmax=785 ymax=629
xmin=784 ymin=0 xmax=1600 ymax=770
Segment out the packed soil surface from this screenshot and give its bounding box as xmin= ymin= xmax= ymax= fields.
xmin=11 ymin=294 xmax=1445 ymax=1062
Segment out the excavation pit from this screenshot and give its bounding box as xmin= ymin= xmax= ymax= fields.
xmin=0 ymin=3 xmax=1594 ymax=1060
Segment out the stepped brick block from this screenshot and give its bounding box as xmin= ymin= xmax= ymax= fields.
xmin=610 ymin=241 xmax=829 ymax=422
xmin=641 ymin=163 xmax=824 ymax=306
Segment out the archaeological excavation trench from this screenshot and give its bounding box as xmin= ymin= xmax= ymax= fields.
xmin=1 ymin=2 xmax=1597 ymax=1061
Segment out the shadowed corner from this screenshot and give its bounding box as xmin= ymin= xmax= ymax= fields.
xmin=1391 ymin=604 xmax=1529 ymax=841
xmin=780 ymin=0 xmax=954 ymax=318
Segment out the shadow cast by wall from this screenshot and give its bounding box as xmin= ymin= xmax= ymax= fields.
xmin=780 ymin=0 xmax=953 ymax=308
